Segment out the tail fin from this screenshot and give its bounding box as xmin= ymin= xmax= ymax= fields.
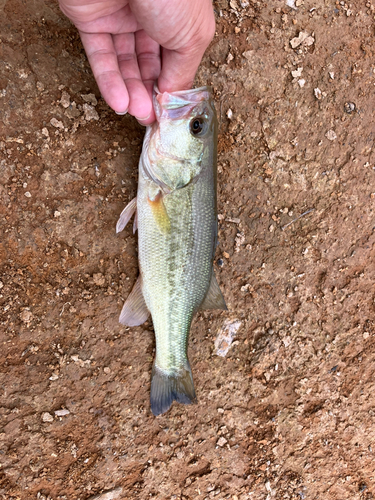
xmin=150 ymin=363 xmax=196 ymax=416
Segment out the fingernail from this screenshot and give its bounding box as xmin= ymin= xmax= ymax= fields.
xmin=115 ymin=110 xmax=128 ymax=116
xmin=136 ymin=112 xmax=151 ymax=122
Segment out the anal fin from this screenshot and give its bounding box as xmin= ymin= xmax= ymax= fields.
xmin=119 ymin=275 xmax=149 ymax=326
xmin=116 ymin=197 xmax=137 ymax=233
xmin=200 ymin=272 xmax=227 ymax=310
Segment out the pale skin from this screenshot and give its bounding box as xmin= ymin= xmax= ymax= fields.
xmin=58 ymin=0 xmax=216 ymax=124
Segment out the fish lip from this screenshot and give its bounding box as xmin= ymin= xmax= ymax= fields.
xmin=153 ymin=85 xmax=213 ymax=122
xmin=154 ymin=84 xmax=212 ymax=99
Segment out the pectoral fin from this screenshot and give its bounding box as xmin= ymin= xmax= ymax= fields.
xmin=119 ymin=275 xmax=149 ymax=326
xmin=116 ymin=197 xmax=137 ymax=233
xmin=148 ymin=190 xmax=171 ymax=234
xmin=200 ymin=272 xmax=227 ymax=310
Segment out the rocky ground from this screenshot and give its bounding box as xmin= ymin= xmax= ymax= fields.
xmin=1 ymin=0 xmax=375 ymax=499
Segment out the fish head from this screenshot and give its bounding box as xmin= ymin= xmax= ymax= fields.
xmin=142 ymin=87 xmax=217 ymax=191
xmin=153 ymin=86 xmax=217 ymax=161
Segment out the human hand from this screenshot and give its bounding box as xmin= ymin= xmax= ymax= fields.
xmin=58 ymin=0 xmax=216 ymax=124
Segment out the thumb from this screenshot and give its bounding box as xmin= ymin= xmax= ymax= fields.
xmin=157 ymin=12 xmax=215 ymax=93
xmin=158 ymin=47 xmax=203 ymax=93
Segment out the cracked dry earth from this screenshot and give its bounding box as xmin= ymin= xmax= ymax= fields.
xmin=1 ymin=0 xmax=375 ymax=499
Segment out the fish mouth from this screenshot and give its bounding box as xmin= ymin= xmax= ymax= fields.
xmin=153 ymin=85 xmax=213 ymax=121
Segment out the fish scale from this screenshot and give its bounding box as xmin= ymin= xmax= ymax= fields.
xmin=116 ymin=86 xmax=226 ymax=416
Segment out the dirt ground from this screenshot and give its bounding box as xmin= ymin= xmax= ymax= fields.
xmin=1 ymin=0 xmax=375 ymax=498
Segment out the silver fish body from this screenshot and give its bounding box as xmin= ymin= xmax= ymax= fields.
xmin=117 ymin=87 xmax=226 ymax=416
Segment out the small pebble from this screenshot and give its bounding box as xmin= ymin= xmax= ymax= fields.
xmin=24 ymin=191 xmax=31 ymax=198
xmin=83 ymin=103 xmax=99 ymax=121
xmin=226 ymin=217 xmax=240 ymax=224
xmin=60 ymin=91 xmax=71 ymax=108
xmin=50 ymin=117 xmax=64 ymax=129
xmin=291 ymin=67 xmax=303 ymax=78
xmin=325 ymin=130 xmax=337 ymax=141
xmin=314 ymin=88 xmax=322 ymax=99
xmin=87 ymin=487 xmax=123 ymax=500
xmin=215 ymin=319 xmax=242 ymax=357
xmin=20 ymin=309 xmax=33 ymax=323
xmin=54 ymin=409 xmax=70 ymax=417
xmin=286 ymin=0 xmax=297 ymax=9
xmin=93 ymin=273 xmax=106 ymax=286
xmin=42 ymin=412 xmax=54 ymax=423
xmin=344 ymin=102 xmax=355 ymax=114
xmin=217 ymin=437 xmax=228 ymax=447
xmin=81 ymin=93 xmax=98 ymax=106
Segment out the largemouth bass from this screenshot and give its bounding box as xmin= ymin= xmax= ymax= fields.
xmin=116 ymin=86 xmax=226 ymax=416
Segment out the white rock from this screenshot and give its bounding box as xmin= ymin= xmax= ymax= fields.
xmin=88 ymin=487 xmax=123 ymax=500
xmin=54 ymin=409 xmax=70 ymax=417
xmin=20 ymin=309 xmax=33 ymax=323
xmin=50 ymin=117 xmax=64 ymax=129
xmin=290 ymin=31 xmax=314 ymax=49
xmin=42 ymin=412 xmax=54 ymax=423
xmin=291 ymin=67 xmax=303 ymax=78
xmin=60 ymin=91 xmax=71 ymax=108
xmin=314 ymin=88 xmax=322 ymax=99
xmin=215 ymin=319 xmax=242 ymax=357
xmin=81 ymin=93 xmax=98 ymax=106
xmin=217 ymin=437 xmax=228 ymax=447
xmin=83 ymin=103 xmax=99 ymax=121
xmin=325 ymin=130 xmax=337 ymax=141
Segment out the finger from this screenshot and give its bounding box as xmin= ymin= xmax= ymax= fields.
xmin=113 ymin=32 xmax=152 ymax=121
xmin=158 ymin=47 xmax=201 ymax=93
xmin=135 ymin=30 xmax=161 ymax=124
xmin=80 ymin=31 xmax=129 ymax=113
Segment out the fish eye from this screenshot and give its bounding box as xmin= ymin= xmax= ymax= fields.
xmin=190 ymin=117 xmax=207 ymax=136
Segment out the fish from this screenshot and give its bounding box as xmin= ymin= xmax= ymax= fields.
xmin=116 ymin=86 xmax=226 ymax=416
